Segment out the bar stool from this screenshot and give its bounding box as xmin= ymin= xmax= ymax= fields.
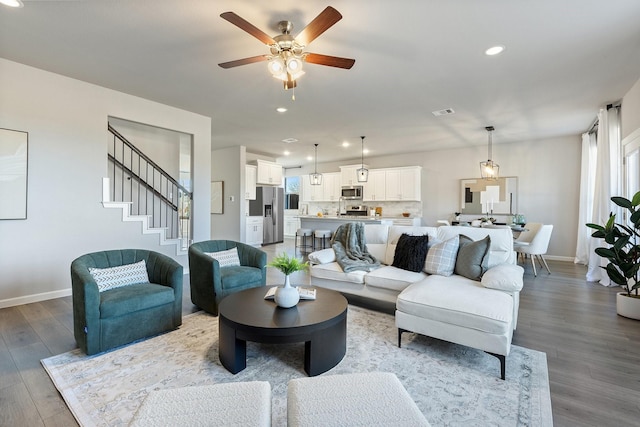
xmin=313 ymin=229 xmax=332 ymax=250
xmin=295 ymin=228 xmax=313 ymax=253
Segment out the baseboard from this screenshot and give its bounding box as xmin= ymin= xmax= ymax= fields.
xmin=0 ymin=288 xmax=72 ymax=309
xmin=543 ymin=255 xmax=574 ymax=262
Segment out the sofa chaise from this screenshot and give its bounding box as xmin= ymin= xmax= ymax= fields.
xmin=308 ymin=225 xmax=524 ymax=379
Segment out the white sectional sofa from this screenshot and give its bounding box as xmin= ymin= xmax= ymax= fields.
xmin=308 ymin=225 xmax=524 ymax=379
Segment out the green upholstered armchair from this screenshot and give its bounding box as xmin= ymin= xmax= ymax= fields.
xmin=189 ymin=240 xmax=267 ymax=315
xmin=71 ymin=249 xmax=183 ymax=355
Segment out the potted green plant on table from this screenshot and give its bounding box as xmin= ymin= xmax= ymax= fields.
xmin=587 ymin=190 xmax=640 ymax=319
xmin=268 ymin=253 xmax=309 ymax=308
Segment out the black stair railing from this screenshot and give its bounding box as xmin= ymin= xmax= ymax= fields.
xmin=107 ymin=124 xmax=192 ymax=249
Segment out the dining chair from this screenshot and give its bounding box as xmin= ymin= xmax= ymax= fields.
xmin=513 ymin=222 xmax=542 ymax=248
xmin=515 ymin=224 xmax=553 ymax=276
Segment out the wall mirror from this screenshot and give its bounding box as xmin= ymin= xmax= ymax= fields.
xmin=460 ymin=176 xmax=517 ymax=215
xmin=0 ymin=128 xmax=28 ymax=220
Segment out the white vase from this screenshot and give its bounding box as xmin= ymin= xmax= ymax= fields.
xmin=274 ymin=275 xmax=300 ymax=308
xmin=616 ymin=292 xmax=640 ymax=320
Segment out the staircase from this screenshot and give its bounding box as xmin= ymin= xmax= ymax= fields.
xmin=102 ymin=124 xmax=192 ymax=256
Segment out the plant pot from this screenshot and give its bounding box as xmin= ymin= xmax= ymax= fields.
xmin=616 ymin=292 xmax=640 ymax=320
xmin=274 ymin=275 xmax=299 ymax=308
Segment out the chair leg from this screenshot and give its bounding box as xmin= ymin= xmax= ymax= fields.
xmin=539 ymin=255 xmax=551 ymax=274
xmin=530 ymin=255 xmax=537 ymax=277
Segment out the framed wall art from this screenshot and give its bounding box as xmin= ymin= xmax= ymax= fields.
xmin=0 ymin=128 xmax=28 ymax=220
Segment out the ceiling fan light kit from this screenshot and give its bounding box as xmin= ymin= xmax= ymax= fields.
xmin=219 ymin=7 xmax=355 ymax=94
xmin=480 ymin=126 xmax=499 ymax=180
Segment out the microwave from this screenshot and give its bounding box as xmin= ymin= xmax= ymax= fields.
xmin=341 ymin=186 xmax=363 ymax=200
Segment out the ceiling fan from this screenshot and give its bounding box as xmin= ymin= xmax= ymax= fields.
xmin=218 ymin=6 xmax=355 ymax=91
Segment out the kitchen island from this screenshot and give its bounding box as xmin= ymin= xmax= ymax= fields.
xmin=299 ymin=215 xmax=421 ymax=234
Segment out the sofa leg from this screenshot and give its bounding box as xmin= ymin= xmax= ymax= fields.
xmin=486 ymin=351 xmax=506 ymax=380
xmin=397 ymin=328 xmax=407 ymax=348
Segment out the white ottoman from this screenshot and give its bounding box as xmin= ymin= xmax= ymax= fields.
xmin=130 ymin=381 xmax=271 ymax=426
xmin=287 ymin=372 xmax=430 ymax=427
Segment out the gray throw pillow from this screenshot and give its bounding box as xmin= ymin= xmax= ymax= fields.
xmin=455 ymin=235 xmax=491 ymax=281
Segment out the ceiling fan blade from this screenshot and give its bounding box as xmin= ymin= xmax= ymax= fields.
xmin=218 ymin=55 xmax=269 ymax=69
xmin=220 ymin=12 xmax=275 ymax=45
xmin=295 ymin=6 xmax=342 ymax=46
xmin=305 ymin=53 xmax=355 ymax=69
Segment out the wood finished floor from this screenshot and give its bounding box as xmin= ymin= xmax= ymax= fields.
xmin=1 ymin=239 xmax=638 ymax=426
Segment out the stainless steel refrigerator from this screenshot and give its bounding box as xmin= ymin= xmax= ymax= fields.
xmin=249 ymin=186 xmax=284 ymax=245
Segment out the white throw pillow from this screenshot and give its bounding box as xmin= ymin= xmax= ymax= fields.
xmin=423 ymin=236 xmax=459 ymax=276
xmin=205 ymin=247 xmax=241 ymax=267
xmin=89 ymin=260 xmax=150 ymax=292
xmin=481 ymin=264 xmax=524 ymax=292
xmin=308 ymin=248 xmax=337 ymax=264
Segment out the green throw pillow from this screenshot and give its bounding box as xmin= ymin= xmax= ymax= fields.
xmin=455 ymin=234 xmax=491 ymax=281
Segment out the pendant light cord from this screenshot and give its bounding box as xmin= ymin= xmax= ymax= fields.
xmin=485 ymin=126 xmax=494 ymax=161
xmin=360 ymin=136 xmax=365 ymax=167
xmin=314 ymin=143 xmax=318 ymax=173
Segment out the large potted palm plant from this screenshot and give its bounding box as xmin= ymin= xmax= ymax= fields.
xmin=587 ymin=190 xmax=640 ymax=319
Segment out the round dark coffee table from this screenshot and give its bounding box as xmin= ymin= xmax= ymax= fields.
xmin=218 ymin=286 xmax=348 ymax=376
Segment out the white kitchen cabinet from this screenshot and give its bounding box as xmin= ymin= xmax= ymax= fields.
xmin=322 ymin=172 xmax=342 ymax=201
xmin=245 ymin=165 xmax=257 ymax=200
xmin=245 ymin=216 xmax=263 ymax=246
xmin=384 ymin=166 xmax=421 ymax=201
xmin=284 ymin=216 xmax=301 ymax=237
xmin=302 ymin=172 xmax=341 ymax=202
xmin=363 ymin=169 xmax=386 ymax=201
xmin=340 ymin=164 xmax=368 ymax=186
xmin=301 ymin=174 xmax=323 ymax=202
xmin=255 ymin=160 xmax=283 ymax=186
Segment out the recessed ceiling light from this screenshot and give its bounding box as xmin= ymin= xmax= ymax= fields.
xmin=485 ymin=45 xmax=505 ymax=56
xmin=306 ymin=155 xmax=313 ymax=161
xmin=342 ymin=141 xmax=350 ymax=148
xmin=276 ymin=107 xmax=287 ymax=113
xmin=432 ymin=108 xmax=455 ymax=116
xmin=363 ymin=149 xmax=370 ymax=155
xmin=0 ymin=0 xmax=23 ymax=6
xmin=283 ymin=150 xmax=290 ymax=156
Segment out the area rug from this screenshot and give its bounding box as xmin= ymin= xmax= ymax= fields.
xmin=42 ymin=306 xmax=553 ymax=426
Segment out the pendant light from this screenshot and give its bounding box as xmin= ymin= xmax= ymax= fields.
xmin=480 ymin=126 xmax=499 ymax=180
xmin=310 ymin=143 xmax=322 ymax=185
xmin=357 ymin=136 xmax=369 ymax=182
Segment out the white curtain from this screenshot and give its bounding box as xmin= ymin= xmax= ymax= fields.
xmin=586 ymin=107 xmax=622 ymax=285
xmin=575 ymin=131 xmax=597 ymax=264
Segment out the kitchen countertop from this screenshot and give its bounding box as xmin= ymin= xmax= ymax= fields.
xmin=295 ymin=215 xmax=419 ymax=220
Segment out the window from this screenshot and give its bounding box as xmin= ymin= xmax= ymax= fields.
xmin=285 ymin=176 xmax=300 ymax=209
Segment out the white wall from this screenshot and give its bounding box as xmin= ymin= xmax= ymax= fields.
xmin=622 ymin=76 xmax=640 ymax=139
xmin=211 ymin=146 xmax=245 ymax=241
xmin=0 ymin=59 xmax=211 ymax=307
xmin=286 ymin=135 xmax=582 ymax=259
